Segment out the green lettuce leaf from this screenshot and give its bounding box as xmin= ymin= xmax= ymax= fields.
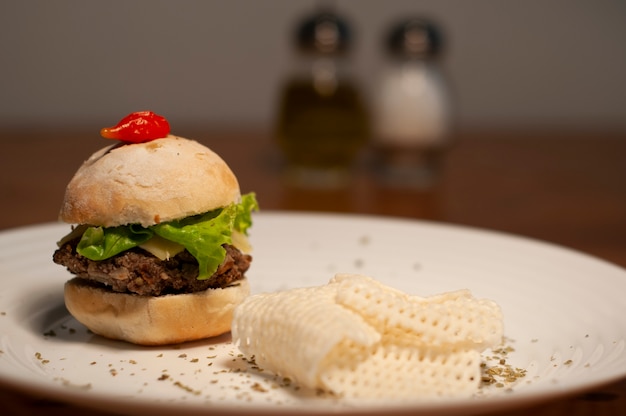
xmin=234 ymin=192 xmax=259 ymax=234
xmin=74 ymin=193 xmax=258 ymax=280
xmin=76 ymin=225 xmax=154 ymax=260
xmin=152 ymin=206 xmax=237 ymax=280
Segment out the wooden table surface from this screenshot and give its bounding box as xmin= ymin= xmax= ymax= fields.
xmin=1 ymin=127 xmax=625 ymax=415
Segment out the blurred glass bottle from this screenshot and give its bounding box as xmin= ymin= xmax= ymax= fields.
xmin=275 ymin=8 xmax=370 ymax=188
xmin=373 ymin=18 xmax=452 ymax=189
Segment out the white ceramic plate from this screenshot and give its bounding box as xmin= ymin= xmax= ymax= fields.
xmin=1 ymin=212 xmax=625 ymax=415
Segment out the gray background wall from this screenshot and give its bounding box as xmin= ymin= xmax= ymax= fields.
xmin=1 ymin=0 xmax=625 ymax=132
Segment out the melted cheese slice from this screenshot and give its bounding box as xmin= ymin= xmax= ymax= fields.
xmin=139 ymin=234 xmax=185 ymax=260
xmin=139 ymin=231 xmax=251 ymax=261
xmin=231 ymin=231 xmax=252 ymax=254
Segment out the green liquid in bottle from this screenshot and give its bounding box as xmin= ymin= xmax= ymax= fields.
xmin=276 ymin=77 xmax=369 ymax=187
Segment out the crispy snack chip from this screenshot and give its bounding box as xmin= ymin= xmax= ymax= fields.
xmin=332 ymin=274 xmax=503 ymax=350
xmin=232 ymin=274 xmax=504 ymax=399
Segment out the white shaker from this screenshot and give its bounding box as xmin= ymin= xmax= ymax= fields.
xmin=373 ymin=18 xmax=452 ymax=188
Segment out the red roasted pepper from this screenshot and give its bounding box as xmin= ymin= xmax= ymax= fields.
xmin=100 ymin=111 xmax=170 ymax=143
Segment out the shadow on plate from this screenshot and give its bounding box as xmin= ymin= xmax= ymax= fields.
xmin=18 ymin=286 xmax=236 ymax=351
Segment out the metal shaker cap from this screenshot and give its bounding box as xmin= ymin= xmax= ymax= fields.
xmin=386 ymin=18 xmax=443 ymax=59
xmin=295 ymin=10 xmax=351 ymax=55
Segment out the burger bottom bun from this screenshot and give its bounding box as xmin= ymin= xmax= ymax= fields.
xmin=64 ymin=277 xmax=250 ymax=346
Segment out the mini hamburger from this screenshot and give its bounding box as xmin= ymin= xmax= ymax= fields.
xmin=53 ymin=111 xmax=258 ymax=345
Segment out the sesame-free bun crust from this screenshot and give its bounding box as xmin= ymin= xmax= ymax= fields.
xmin=64 ymin=277 xmax=250 ymax=345
xmin=60 ymin=135 xmax=240 ymax=227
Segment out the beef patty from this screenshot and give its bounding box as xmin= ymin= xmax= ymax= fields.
xmin=53 ymin=239 xmax=252 ymax=297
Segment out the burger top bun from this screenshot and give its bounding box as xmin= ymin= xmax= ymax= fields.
xmin=59 ymin=135 xmax=241 ymax=227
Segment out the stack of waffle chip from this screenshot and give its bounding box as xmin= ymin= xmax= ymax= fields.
xmin=232 ymin=274 xmax=503 ymax=399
